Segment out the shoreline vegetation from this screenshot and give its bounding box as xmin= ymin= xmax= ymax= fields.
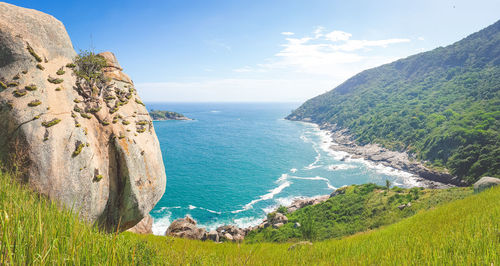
xmin=1 ymin=168 xmax=498 ymax=264
xmin=149 ymin=110 xmax=192 ymax=121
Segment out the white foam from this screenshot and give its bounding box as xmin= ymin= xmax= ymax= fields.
xmin=152 ymin=213 xmax=172 ymax=235
xmin=290 ymin=168 xmax=298 ymax=173
xmin=231 ymin=180 xmax=291 ymax=213
xmin=327 ymin=164 xmax=357 ymax=171
xmin=188 ymin=205 xmax=196 ymax=210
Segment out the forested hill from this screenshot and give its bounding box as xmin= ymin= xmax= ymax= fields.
xmin=286 ymin=20 xmax=500 ymax=184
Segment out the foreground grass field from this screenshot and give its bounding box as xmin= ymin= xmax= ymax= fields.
xmin=0 ymin=169 xmax=498 ymax=265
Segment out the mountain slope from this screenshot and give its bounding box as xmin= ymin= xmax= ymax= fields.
xmin=287 ymin=20 xmax=500 ymax=184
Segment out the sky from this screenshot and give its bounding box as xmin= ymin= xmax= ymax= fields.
xmin=7 ymin=0 xmax=500 ymax=102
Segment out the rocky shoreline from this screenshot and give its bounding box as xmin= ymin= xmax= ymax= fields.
xmin=317 ymin=123 xmax=465 ymax=188
xmin=164 ymin=194 xmax=332 ymax=243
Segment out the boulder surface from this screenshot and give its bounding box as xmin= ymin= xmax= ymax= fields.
xmin=0 ymin=2 xmax=166 ymax=231
xmin=473 ymin=177 xmax=500 ymax=193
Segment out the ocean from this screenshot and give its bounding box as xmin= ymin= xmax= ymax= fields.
xmin=146 ymin=102 xmax=421 ymax=235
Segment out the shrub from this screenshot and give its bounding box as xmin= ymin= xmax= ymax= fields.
xmin=36 ymin=64 xmax=44 ymax=70
xmin=0 ymin=81 xmax=7 ymax=89
xmin=73 ymin=50 xmax=108 ymax=99
xmin=66 ymin=63 xmax=76 ymax=68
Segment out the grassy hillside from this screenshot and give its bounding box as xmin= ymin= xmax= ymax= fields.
xmin=287 ymin=20 xmax=500 ymax=184
xmin=1 ymin=170 xmax=498 ymax=265
xmin=246 ymin=183 xmax=472 ymax=243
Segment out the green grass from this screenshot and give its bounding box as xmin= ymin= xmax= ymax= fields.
xmin=246 ymin=184 xmax=473 ymax=243
xmin=0 ymin=169 xmax=498 ymax=265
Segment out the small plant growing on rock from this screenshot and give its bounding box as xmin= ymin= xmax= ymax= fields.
xmin=47 ymin=77 xmax=64 ymax=84
xmin=137 ymin=120 xmax=148 ymax=126
xmin=80 ymin=113 xmax=92 ymax=119
xmin=73 ymin=99 xmax=81 ymax=103
xmin=36 ymin=64 xmax=44 ymax=70
xmin=72 ymin=141 xmax=85 ymax=157
xmin=66 ymin=63 xmax=76 ymax=68
xmin=28 ymin=100 xmax=42 ymax=107
xmin=56 ymin=67 xmax=65 ymax=75
xmin=88 ymin=106 xmax=101 ymax=113
xmin=8 ymin=81 xmax=19 ymax=87
xmin=122 ymin=120 xmax=130 ymax=125
xmin=25 ymin=84 xmax=37 ymax=91
xmin=101 ymin=120 xmax=110 ymax=126
xmin=26 ymin=43 xmax=42 ymax=62
xmin=135 ymin=98 xmax=145 ymax=106
xmin=73 ymin=50 xmax=109 ymax=99
xmin=109 ymin=107 xmax=119 ymax=114
xmin=137 ymin=127 xmax=146 ymax=133
xmin=0 ymin=81 xmax=7 ymax=90
xmin=55 ymin=87 xmax=62 ymax=91
xmin=42 ymin=118 xmax=61 ymax=128
xmin=118 ymin=133 xmax=125 ymax=139
xmin=13 ymin=90 xmax=27 ymax=97
xmin=75 ymin=123 xmax=81 ymax=127
xmin=13 ymin=74 xmax=20 ymax=80
xmin=22 ymin=70 xmax=28 ymax=74
xmin=95 ymin=174 xmax=103 ymax=181
xmin=33 ymin=115 xmax=40 ymax=120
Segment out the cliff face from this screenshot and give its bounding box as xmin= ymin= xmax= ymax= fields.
xmin=0 ymin=2 xmax=166 ymax=231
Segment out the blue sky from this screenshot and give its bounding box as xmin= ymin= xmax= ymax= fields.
xmin=8 ymin=0 xmax=500 ymax=102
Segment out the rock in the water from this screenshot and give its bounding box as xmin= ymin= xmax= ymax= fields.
xmin=0 ymin=3 xmax=166 ymax=231
xmin=165 ymin=215 xmax=206 ymax=240
xmin=127 ymin=214 xmax=153 ymax=234
xmin=473 ymin=177 xmax=500 ymax=193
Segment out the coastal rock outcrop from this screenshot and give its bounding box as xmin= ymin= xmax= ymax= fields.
xmin=165 ymin=215 xmax=206 ymax=240
xmin=0 ymin=3 xmax=166 ymax=231
xmin=473 ymin=177 xmax=500 ymax=193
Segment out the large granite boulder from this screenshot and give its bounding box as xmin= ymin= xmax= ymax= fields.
xmin=473 ymin=177 xmax=500 ymax=193
xmin=0 ymin=3 xmax=166 ymax=231
xmin=165 ymin=215 xmax=207 ymax=240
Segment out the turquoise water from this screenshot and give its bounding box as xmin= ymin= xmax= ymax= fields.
xmin=147 ymin=102 xmax=420 ymax=235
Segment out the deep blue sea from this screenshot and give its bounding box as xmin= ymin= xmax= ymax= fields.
xmin=146 ymin=102 xmax=421 ymax=235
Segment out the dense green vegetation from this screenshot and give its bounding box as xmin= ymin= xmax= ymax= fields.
xmin=246 ymin=183 xmax=472 ymax=242
xmin=0 ymin=169 xmax=498 ymax=264
xmin=287 ymin=20 xmax=500 ymax=184
xmin=149 ymin=110 xmax=190 ymax=120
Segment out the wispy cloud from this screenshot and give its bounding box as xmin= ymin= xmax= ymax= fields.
xmin=281 ymin=32 xmax=295 ymax=36
xmin=235 ymin=26 xmax=410 ymax=78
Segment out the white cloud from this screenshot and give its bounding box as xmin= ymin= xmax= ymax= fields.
xmin=236 ymin=27 xmax=410 ymax=77
xmin=417 ymin=36 xmax=425 ymax=41
xmin=281 ymin=32 xmax=294 ymax=36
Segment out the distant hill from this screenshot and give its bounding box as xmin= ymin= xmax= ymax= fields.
xmin=287 ymin=20 xmax=500 ymax=184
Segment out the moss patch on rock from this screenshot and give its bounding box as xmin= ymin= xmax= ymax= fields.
xmin=42 ymin=118 xmax=61 ymax=128
xmin=28 ymin=100 xmax=42 ymax=107
xmin=47 ymin=77 xmax=64 ymax=84
xmin=26 ymin=43 xmax=42 ymax=62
